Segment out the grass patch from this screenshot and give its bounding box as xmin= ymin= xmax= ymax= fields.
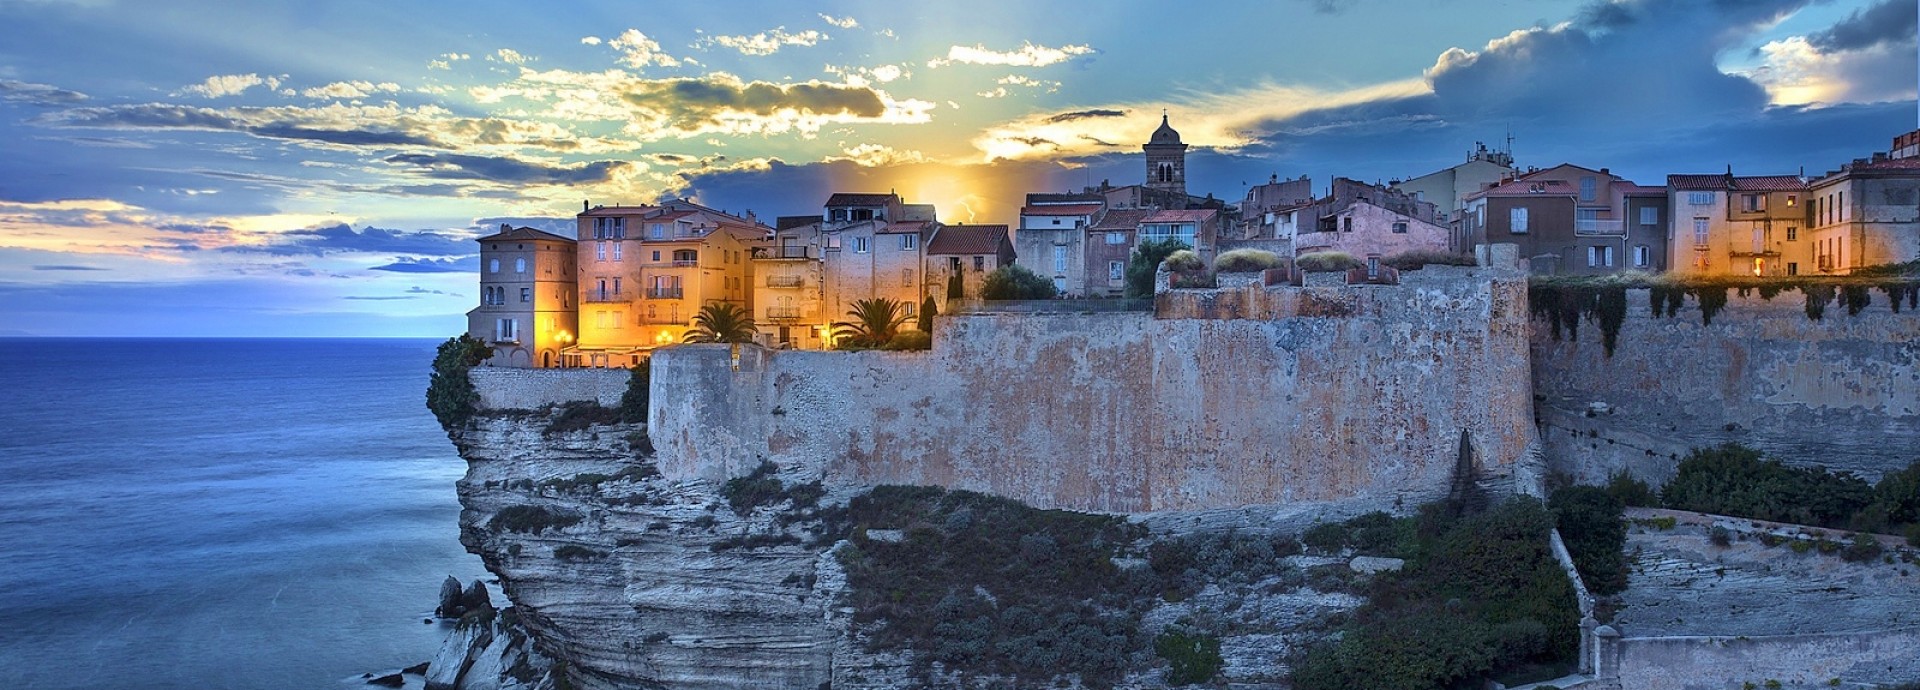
xmin=718 ymin=461 xmax=825 ymax=516
xmin=1382 ymin=249 xmax=1476 ymax=271
xmin=542 ymin=401 xmax=623 ymax=436
xmin=1296 ymin=251 xmax=1361 ymax=273
xmin=1213 ymin=248 xmax=1282 ymax=273
xmin=553 ymin=545 xmax=608 ymax=562
xmin=1155 ymin=627 xmax=1223 ymax=686
xmin=487 ymin=505 xmax=583 ymax=534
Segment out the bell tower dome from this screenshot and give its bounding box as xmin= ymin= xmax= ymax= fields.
xmin=1143 ymin=112 xmax=1188 ymax=198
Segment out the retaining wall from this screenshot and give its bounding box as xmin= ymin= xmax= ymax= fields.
xmin=471 ymin=366 xmax=630 ymax=410
xmin=1606 ymin=628 xmax=1920 ymax=690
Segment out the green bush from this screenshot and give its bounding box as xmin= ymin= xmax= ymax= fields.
xmin=426 ymin=334 xmax=491 ymax=430
xmin=918 ymin=295 xmax=937 ymax=334
xmin=619 ymin=357 xmax=650 ymax=423
xmin=1661 ymin=444 xmax=1872 ymax=529
xmin=543 ymin=401 xmax=622 ymax=435
xmin=720 ymin=461 xmax=786 ymax=514
xmin=1155 ymin=627 xmax=1223 ymax=685
xmin=488 ymin=505 xmax=583 ymax=534
xmin=1549 ymin=486 xmax=1628 ymax=595
xmin=1842 ymin=533 xmax=1883 ymax=563
xmin=1604 ymin=472 xmax=1659 ymax=507
xmin=1295 ymin=251 xmax=1362 ymax=273
xmin=1213 ymin=248 xmax=1282 ymax=273
xmin=883 ymin=330 xmax=932 ymax=351
xmin=1908 ymin=524 xmax=1920 ymax=548
xmin=1382 ymin=249 xmax=1476 ymax=270
xmin=982 ymin=264 xmax=1058 ymax=300
xmin=1162 ymin=249 xmax=1205 ymax=272
xmin=1126 ymin=238 xmax=1189 ymax=298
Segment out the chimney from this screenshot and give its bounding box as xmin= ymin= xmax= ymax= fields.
xmin=501 ymin=223 xmax=510 ymax=232
xmin=1600 ymin=167 xmax=1610 ymax=175
xmin=583 ymin=199 xmax=590 ymax=212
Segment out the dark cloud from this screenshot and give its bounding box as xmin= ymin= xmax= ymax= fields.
xmin=1809 ymin=0 xmax=1919 ymax=52
xmin=370 ymin=256 xmax=482 ymax=273
xmin=1046 ymin=109 xmax=1127 ymax=124
xmin=618 ymin=77 xmax=889 ymax=130
xmin=1302 ymin=0 xmax=1354 ymax=14
xmin=219 ymin=223 xmax=475 ymax=257
xmin=41 ymin=104 xmax=440 ymax=147
xmin=0 ymin=79 xmax=90 ymax=106
xmin=31 ymin=264 xmax=109 ymax=271
xmin=383 ymin=153 xmax=631 ymax=185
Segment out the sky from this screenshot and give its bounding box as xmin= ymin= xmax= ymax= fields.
xmin=1 ymin=0 xmax=1916 ymax=337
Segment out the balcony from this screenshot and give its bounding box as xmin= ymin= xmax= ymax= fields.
xmin=1574 ymin=219 xmax=1624 ymax=236
xmin=764 ymin=246 xmax=811 ymax=260
xmin=765 ymin=306 xmax=810 ymax=320
xmin=671 ymin=259 xmax=699 ymax=267
xmin=583 ymin=291 xmax=627 ymax=303
xmin=765 ymin=275 xmax=805 ymax=288
xmin=645 ymin=287 xmax=683 ymax=299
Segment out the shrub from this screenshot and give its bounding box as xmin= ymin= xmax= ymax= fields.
xmin=1842 ymin=533 xmax=1884 ymax=563
xmin=720 ymin=461 xmax=786 ymax=515
xmin=1162 ymin=249 xmax=1205 ymax=273
xmin=543 ymin=401 xmax=622 ymax=435
xmin=1550 ymin=486 xmax=1628 ymax=595
xmin=1605 ymin=472 xmax=1659 ymax=507
xmin=883 ymin=330 xmax=932 ymax=351
xmin=918 ymin=295 xmax=937 ymax=334
xmin=426 ymin=334 xmax=491 ymax=430
xmin=1908 ymin=524 xmax=1920 ymax=548
xmin=1155 ymin=627 xmax=1223 ymax=685
xmin=553 ymin=545 xmax=608 ymax=562
xmin=1301 ymin=522 xmax=1349 ymax=555
xmin=1709 ymin=526 xmax=1733 ymax=548
xmin=1213 ymin=248 xmax=1282 ymax=273
xmin=981 ymin=264 xmax=1058 ymax=300
xmin=619 ymin=357 xmax=650 ymax=423
xmin=488 ymin=505 xmax=583 ymax=534
xmin=1382 ymin=249 xmax=1476 ymax=270
xmin=1295 ymin=251 xmax=1362 ymax=273
xmin=1126 ymin=238 xmax=1189 ymax=298
xmin=1661 ymin=444 xmax=1872 ymax=529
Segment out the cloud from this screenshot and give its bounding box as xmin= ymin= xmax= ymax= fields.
xmin=31 ymin=264 xmax=108 ymax=271
xmin=178 ymin=73 xmax=282 ymax=98
xmin=697 ymin=27 xmax=828 ymax=56
xmin=480 ymin=71 xmax=933 ymax=139
xmin=216 ymin=223 xmax=475 ymax=257
xmin=927 ymin=42 xmax=1096 ymax=68
xmin=343 ymin=295 xmax=417 ymax=300
xmin=0 ymin=79 xmax=89 ymax=106
xmin=370 ymin=256 xmax=480 ymax=273
xmin=1809 ymin=0 xmax=1918 ymax=52
xmin=1744 ymin=36 xmax=1917 ymax=106
xmin=819 ymin=14 xmax=858 ymax=29
xmin=300 ymin=80 xmax=402 ymax=99
xmin=427 ymin=53 xmax=469 ymax=70
xmin=1046 ymin=109 xmax=1125 ymax=123
xmin=579 ymin=36 xmax=602 ymax=46
xmin=39 ymin=101 xmax=623 ymax=153
xmin=1301 ymin=0 xmax=1355 ymax=14
xmin=824 ymin=63 xmax=909 ymax=87
xmin=826 ymin=144 xmax=927 ymax=167
xmin=490 ymin=48 xmax=532 ymax=65
xmin=609 ymin=29 xmax=683 ymax=69
xmin=383 ymin=152 xmax=634 ymax=184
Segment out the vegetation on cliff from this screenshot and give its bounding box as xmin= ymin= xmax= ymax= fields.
xmin=981 ymin=264 xmax=1059 ymax=300
xmin=618 ymin=356 xmax=648 ymax=423
xmin=1528 ymin=273 xmax=1920 ymax=358
xmin=1125 ymin=238 xmax=1187 ymax=298
xmin=427 ymin=334 xmax=491 ymax=430
xmin=1611 ymin=444 xmax=1920 ymax=542
xmin=1549 ymin=486 xmax=1629 ymax=595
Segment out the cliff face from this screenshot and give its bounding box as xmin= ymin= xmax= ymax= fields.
xmin=443 ymin=411 xmax=1367 ymax=690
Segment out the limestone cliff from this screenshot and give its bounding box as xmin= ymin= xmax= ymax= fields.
xmin=439 ymin=410 xmax=1367 ymax=690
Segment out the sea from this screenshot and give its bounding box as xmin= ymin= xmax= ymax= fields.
xmin=0 ymin=338 xmax=492 ymax=690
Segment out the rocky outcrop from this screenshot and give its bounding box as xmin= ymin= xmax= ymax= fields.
xmin=442 ymin=411 xmax=1367 ymax=689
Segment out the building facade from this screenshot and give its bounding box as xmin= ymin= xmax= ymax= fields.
xmin=1083 ymin=209 xmax=1152 ymax=297
xmin=927 ymin=224 xmax=1016 ymax=303
xmin=1665 ymin=172 xmax=1809 ymax=277
xmin=572 ymin=201 xmax=769 ymax=366
xmin=1144 ymin=113 xmax=1188 ymax=199
xmin=467 ymin=225 xmax=577 ymax=368
xmin=1807 ymin=142 xmax=1920 ymax=274
xmin=1392 ymin=142 xmax=1516 ymax=241
xmin=1013 ymin=194 xmax=1102 ymax=297
xmin=1463 ymin=164 xmax=1667 ymax=275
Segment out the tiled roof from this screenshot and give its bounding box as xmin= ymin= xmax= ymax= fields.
xmin=879 ymin=220 xmax=933 ymax=235
xmin=1668 ymin=174 xmax=1728 ymax=191
xmin=1026 ymin=193 xmax=1104 ymax=205
xmin=1732 ymin=176 xmax=1807 ymax=192
xmin=928 ymin=224 xmax=1009 ymax=255
xmin=825 ymin=192 xmax=899 ymax=207
xmin=1851 ymin=157 xmax=1920 ymax=171
xmin=1141 ymin=209 xmax=1217 ymax=223
xmin=775 ymin=215 xmax=819 ymax=230
xmin=1470 ymin=178 xmax=1575 ymax=198
xmin=1088 ymin=208 xmax=1152 ymax=231
xmin=476 ymin=226 xmax=574 ymax=243
xmin=1622 ymin=185 xmax=1668 ymax=196
xmin=578 ymin=205 xmax=660 ymax=217
xmin=1020 ymin=203 xmax=1104 ymax=216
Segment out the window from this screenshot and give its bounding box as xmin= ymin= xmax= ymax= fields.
xmin=901 ymin=234 xmax=918 ymax=251
xmin=595 ymin=243 xmax=606 ymax=261
xmin=825 ymin=234 xmax=842 ymax=250
xmin=1051 ymin=218 xmax=1061 ymax=226
xmin=1639 ymin=207 xmax=1658 ymax=225
xmin=1053 ymin=246 xmax=1068 ymax=273
xmin=1786 ymin=195 xmax=1797 ymax=208
xmin=1787 ymin=262 xmax=1798 ymax=276
xmin=974 ymin=256 xmax=986 ymax=271
xmin=651 ymin=250 xmax=660 ymax=262
xmin=520 ymin=287 xmax=531 ymax=303
xmin=1634 ymin=245 xmax=1650 ymax=267
xmin=612 ymin=244 xmax=622 ymax=261
xmin=595 ymin=311 xmax=610 ymax=329
xmin=902 ymin=268 xmax=913 ymax=287
xmin=1109 ymin=260 xmax=1124 ymax=282
xmin=949 ymin=257 xmax=962 ymax=271
xmin=1688 ymin=192 xmax=1714 ymax=205
xmin=594 ymin=217 xmax=625 ymax=239
xmin=1342 ymin=217 xmax=1353 ymax=232
xmin=1366 ymin=256 xmax=1381 ymax=279
xmin=1588 ymin=246 xmax=1600 ymax=267
xmin=1786 ymin=226 xmax=1797 ymax=241
xmin=672 ymin=249 xmax=697 ymax=264
xmin=903 ymin=301 xmax=915 ymax=316
xmin=1603 ymin=246 xmax=1615 ymax=267
xmin=612 ymin=277 xmax=622 ymax=295
xmin=1509 ymin=207 xmax=1529 ymax=234
xmin=853 ymin=237 xmax=869 ymax=253
xmin=496 ymin=318 xmax=518 ymax=342
xmin=649 ymin=223 xmax=665 ymax=239
xmin=489 ymin=258 xmax=500 ymax=273
xmin=1742 ymin=194 xmax=1765 ymax=212
xmin=1053 ymin=276 xmax=1067 ymax=293
xmin=514 ymin=258 xmax=526 ymax=273
xmin=1106 ymin=232 xmax=1125 ymax=245
xmin=1579 ymin=176 xmax=1596 ymax=202
xmin=1693 ymin=218 xmax=1709 ymax=246
xmin=1391 ymin=222 xmax=1408 ymax=234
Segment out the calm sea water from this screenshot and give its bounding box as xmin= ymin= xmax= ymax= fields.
xmin=0 ymin=338 xmax=490 ymax=690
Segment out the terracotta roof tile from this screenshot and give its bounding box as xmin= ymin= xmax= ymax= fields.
xmin=1731 ymin=176 xmax=1807 ymax=192
xmin=1667 ymin=174 xmax=1728 ymax=191
xmin=1020 ymin=203 xmax=1104 ymax=216
xmin=825 ymin=192 xmax=899 ymax=207
xmin=477 ymin=226 xmax=575 ymax=243
xmin=927 ymin=224 xmax=1009 ymax=255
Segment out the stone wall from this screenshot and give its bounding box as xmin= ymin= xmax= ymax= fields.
xmin=1605 ymin=629 xmax=1920 ymax=690
xmin=649 ymin=260 xmax=1537 ymax=514
xmin=471 ymin=366 xmax=630 ymax=409
xmin=1534 ymin=288 xmax=1920 ymax=484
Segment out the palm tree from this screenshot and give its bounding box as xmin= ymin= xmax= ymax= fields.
xmin=832 ymin=297 xmax=911 ymax=347
xmin=683 ymin=302 xmax=758 ymax=344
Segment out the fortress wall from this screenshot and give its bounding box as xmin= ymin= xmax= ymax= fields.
xmin=1609 ymin=629 xmax=1920 ymax=690
xmin=1532 ymin=289 xmax=1920 ymax=485
xmin=649 ymin=264 xmax=1537 ymax=514
xmin=471 ymin=366 xmax=630 ymax=409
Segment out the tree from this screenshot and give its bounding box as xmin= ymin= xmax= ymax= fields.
xmin=948 ymin=271 xmax=965 ymax=300
xmin=919 ymin=295 xmax=937 ymax=334
xmin=833 ymin=298 xmax=912 ymax=347
xmin=619 ymin=356 xmax=650 ymax=423
xmin=426 ymin=334 xmax=491 ymax=430
xmin=981 ymin=264 xmax=1058 ymax=300
xmin=1125 ymin=238 xmax=1189 ymax=298
xmin=683 ymin=302 xmax=758 ymax=344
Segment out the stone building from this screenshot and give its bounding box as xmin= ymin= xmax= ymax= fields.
xmin=1014 ymin=193 xmax=1102 ymax=297
xmin=819 ymin=193 xmax=939 ymax=334
xmin=1462 ymin=164 xmax=1668 ymax=275
xmin=1083 ymin=208 xmax=1153 ymax=297
xmin=571 ymin=200 xmax=769 ymax=366
xmin=1665 ymin=171 xmax=1809 ymax=277
xmin=1143 ymin=113 xmax=1189 ymax=199
xmin=1287 ymin=178 xmax=1448 ymax=261
xmin=926 ymin=224 xmax=1016 ymax=303
xmin=1392 ymin=141 xmax=1516 ymax=239
xmin=466 ymin=225 xmax=577 ymax=368
xmin=752 ymin=216 xmax=828 ymax=349
xmin=1806 ymin=131 xmax=1920 ymax=274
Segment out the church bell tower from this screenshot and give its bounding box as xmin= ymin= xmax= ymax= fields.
xmin=1143 ymin=112 xmax=1188 ymax=199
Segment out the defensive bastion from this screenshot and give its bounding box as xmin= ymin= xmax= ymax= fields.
xmin=646 ymin=245 xmax=1538 ymax=514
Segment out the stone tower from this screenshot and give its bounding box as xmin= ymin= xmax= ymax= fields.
xmin=1143 ymin=113 xmax=1188 ymax=198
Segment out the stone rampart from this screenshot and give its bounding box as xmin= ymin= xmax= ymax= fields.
xmin=1605 ymin=628 xmax=1920 ymax=690
xmin=649 ymin=261 xmax=1536 ymax=514
xmin=471 ymin=366 xmax=629 ymax=410
xmin=1533 ymin=289 xmax=1920 ymax=484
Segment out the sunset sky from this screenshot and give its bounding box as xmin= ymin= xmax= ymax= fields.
xmin=2 ymin=0 xmax=1916 ymax=336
